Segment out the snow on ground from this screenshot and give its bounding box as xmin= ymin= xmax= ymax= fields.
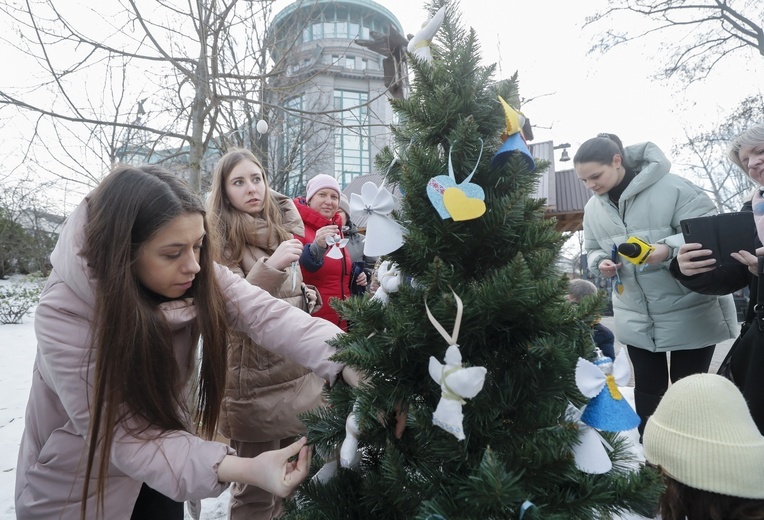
xmin=0 ymin=279 xmax=652 ymax=519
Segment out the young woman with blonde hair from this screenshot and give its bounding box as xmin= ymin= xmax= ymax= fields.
xmin=207 ymin=149 xmax=326 ymax=519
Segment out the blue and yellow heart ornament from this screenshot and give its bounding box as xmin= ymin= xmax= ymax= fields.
xmin=491 ymin=95 xmax=535 ymax=172
xmin=426 ymin=140 xmax=486 ymax=221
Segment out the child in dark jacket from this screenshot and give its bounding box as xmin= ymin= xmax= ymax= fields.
xmin=337 ymin=194 xmax=376 ymax=296
xmin=567 ymin=278 xmax=616 ymax=360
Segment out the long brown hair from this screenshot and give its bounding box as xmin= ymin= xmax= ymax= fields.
xmin=659 ymin=470 xmax=764 ymax=520
xmin=207 ymin=148 xmax=292 ymax=265
xmin=80 ymin=165 xmax=229 ymax=518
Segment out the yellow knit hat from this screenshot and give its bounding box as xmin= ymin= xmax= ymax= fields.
xmin=643 ymin=373 xmax=764 ymax=499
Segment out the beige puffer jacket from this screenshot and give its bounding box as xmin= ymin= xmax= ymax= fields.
xmin=218 ymin=193 xmax=326 ymax=442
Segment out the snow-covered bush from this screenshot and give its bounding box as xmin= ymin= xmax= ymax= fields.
xmin=0 ymin=274 xmax=44 ymax=324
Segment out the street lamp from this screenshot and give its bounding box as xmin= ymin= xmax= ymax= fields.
xmin=553 ymin=143 xmax=571 ymax=162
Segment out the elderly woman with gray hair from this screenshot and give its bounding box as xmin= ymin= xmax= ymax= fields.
xmin=671 ymin=123 xmax=764 ymax=433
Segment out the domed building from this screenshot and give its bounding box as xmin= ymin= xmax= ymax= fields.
xmin=268 ymin=0 xmax=407 ymax=194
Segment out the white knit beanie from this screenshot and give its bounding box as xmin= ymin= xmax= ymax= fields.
xmin=643 ymin=373 xmax=764 ymax=499
xmin=306 ymin=174 xmax=340 ymax=202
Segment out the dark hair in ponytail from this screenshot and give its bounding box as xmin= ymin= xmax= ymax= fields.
xmin=573 ymin=133 xmax=631 ymax=174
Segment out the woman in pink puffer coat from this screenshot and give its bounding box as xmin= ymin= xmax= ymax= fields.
xmin=14 ymin=165 xmax=357 ymax=520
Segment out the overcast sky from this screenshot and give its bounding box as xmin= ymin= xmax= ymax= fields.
xmin=2 ymin=0 xmax=761 ymax=203
xmin=329 ymin=0 xmax=762 ymax=158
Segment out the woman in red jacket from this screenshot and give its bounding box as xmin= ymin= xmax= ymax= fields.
xmin=293 ymin=174 xmax=367 ymax=330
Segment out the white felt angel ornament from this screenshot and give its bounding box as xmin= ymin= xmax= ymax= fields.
xmin=349 ymin=181 xmax=405 ymax=257
xmin=407 ymin=6 xmax=446 ymax=63
xmin=565 ymin=403 xmax=613 ymax=474
xmin=325 ymin=233 xmax=349 ymax=259
xmin=339 ymin=402 xmax=362 ymax=468
xmin=426 ymin=291 xmax=487 ymax=440
xmin=311 ymin=404 xmax=362 ymax=483
xmin=371 ymin=260 xmax=402 ymax=304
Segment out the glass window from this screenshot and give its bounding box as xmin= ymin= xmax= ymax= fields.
xmin=281 ymin=95 xmax=306 ymax=196
xmin=333 ymin=90 xmax=371 ymax=186
xmin=323 ymin=22 xmax=334 ymax=38
xmin=346 ymin=56 xmax=355 ymax=69
xmin=349 ymin=23 xmax=360 ymax=39
xmin=336 ymin=22 xmax=348 ymax=39
xmin=312 ymin=23 xmax=323 ymax=39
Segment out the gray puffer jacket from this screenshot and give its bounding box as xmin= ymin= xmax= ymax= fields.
xmin=583 ymin=142 xmax=738 ymax=352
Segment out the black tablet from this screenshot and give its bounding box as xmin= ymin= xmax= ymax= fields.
xmin=680 ymin=212 xmax=757 ymax=265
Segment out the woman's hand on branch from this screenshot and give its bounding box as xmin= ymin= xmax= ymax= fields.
xmin=217 ymin=437 xmax=311 ymax=497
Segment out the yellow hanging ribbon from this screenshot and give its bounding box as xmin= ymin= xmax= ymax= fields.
xmin=412 ymin=38 xmax=431 ymax=51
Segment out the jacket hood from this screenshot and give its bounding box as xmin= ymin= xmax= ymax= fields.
xmin=238 ymin=191 xmax=305 ymax=253
xmin=272 ymin=190 xmax=304 ymax=236
xmin=592 ymin=142 xmax=671 ymax=205
xmin=49 ymin=198 xmax=97 ymax=309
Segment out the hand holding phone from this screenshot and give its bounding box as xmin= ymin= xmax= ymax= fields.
xmin=680 ymin=212 xmax=756 ymax=266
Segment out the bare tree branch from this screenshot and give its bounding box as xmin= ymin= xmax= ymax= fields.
xmin=672 ymin=94 xmax=764 ymax=212
xmin=587 ymin=0 xmax=763 ymax=82
xmin=2 ymin=0 xmax=400 ymax=196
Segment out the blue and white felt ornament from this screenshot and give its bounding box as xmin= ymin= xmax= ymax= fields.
xmin=426 ymin=142 xmax=486 ymax=221
xmin=575 ymin=350 xmax=640 ymax=433
xmin=566 ymin=403 xmax=613 ymax=474
xmin=491 ymin=96 xmax=535 ymax=172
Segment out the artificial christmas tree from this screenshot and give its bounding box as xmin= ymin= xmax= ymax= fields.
xmin=282 ymin=2 xmax=663 ymax=518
